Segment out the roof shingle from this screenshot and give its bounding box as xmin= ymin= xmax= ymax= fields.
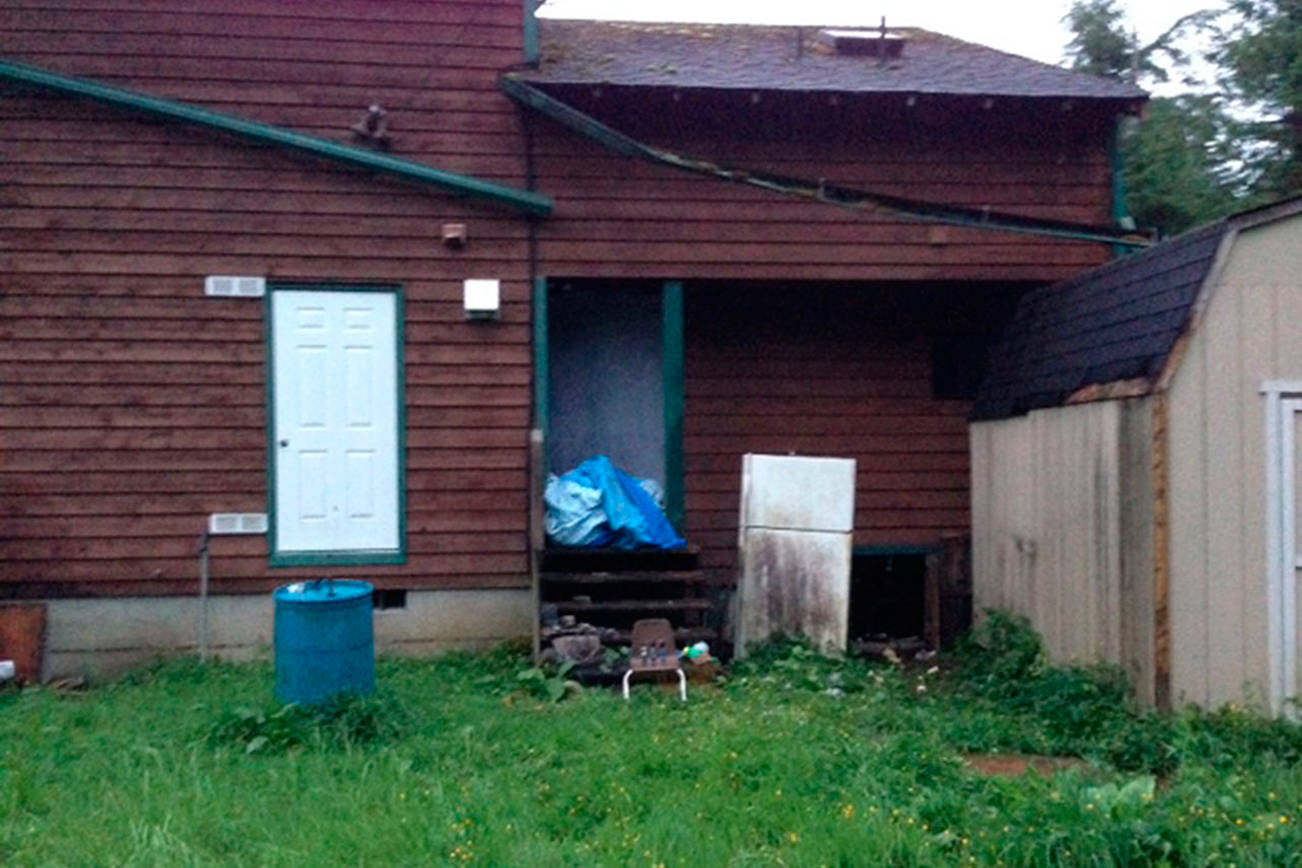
xmin=527 ymin=19 xmax=1147 ymax=101
xmin=973 ymin=221 xmax=1227 ymax=421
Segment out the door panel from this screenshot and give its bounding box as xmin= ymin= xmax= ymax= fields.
xmin=271 ymin=289 xmax=400 ymax=558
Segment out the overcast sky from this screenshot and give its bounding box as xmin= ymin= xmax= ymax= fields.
xmin=539 ymin=0 xmax=1227 ymax=73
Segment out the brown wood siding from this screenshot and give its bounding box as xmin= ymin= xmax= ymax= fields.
xmin=0 ymin=0 xmax=535 ymax=598
xmin=530 ymin=89 xmax=1118 ymax=282
xmin=683 ymin=287 xmax=996 ymax=578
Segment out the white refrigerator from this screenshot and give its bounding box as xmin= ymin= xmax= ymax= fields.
xmin=735 ymin=453 xmax=857 ymax=655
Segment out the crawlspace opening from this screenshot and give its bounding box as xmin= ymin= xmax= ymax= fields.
xmin=848 ymin=552 xmax=926 ymax=642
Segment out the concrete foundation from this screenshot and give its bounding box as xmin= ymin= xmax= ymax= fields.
xmin=42 ymin=589 xmax=533 ymax=682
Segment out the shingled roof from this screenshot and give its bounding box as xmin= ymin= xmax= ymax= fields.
xmin=527 ymin=19 xmax=1147 ymax=101
xmin=973 ymin=222 xmax=1227 ymax=421
xmin=975 ymin=197 xmax=1302 ymax=421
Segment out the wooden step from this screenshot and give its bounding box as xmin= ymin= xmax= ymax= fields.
xmin=540 ymin=545 xmax=700 ymax=572
xmin=555 ymin=598 xmax=713 ymax=615
xmin=541 ymin=570 xmax=707 ymax=585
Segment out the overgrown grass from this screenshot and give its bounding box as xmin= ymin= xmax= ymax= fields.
xmin=3 ymin=617 xmax=1302 ymax=867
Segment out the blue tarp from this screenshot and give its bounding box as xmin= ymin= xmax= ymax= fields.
xmin=544 ymin=455 xmax=686 ymax=550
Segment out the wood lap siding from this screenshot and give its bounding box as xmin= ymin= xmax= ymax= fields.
xmin=529 ymin=92 xmax=1117 ymax=282
xmin=0 ymin=0 xmax=534 ymax=597
xmin=682 ymin=290 xmax=975 ymax=576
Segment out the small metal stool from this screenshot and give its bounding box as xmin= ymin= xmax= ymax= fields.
xmin=622 ymin=618 xmax=688 ymax=701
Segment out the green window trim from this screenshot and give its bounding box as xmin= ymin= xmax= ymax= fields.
xmin=533 ymin=276 xmax=550 ymax=438
xmin=265 ymin=283 xmax=408 ymax=569
xmin=662 ymin=280 xmax=685 ymax=531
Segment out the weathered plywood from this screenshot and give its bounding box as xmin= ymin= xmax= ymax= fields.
xmin=970 ymin=401 xmax=1144 ymax=682
xmin=1118 ymin=399 xmax=1156 ymax=706
xmin=0 ymin=604 xmax=47 ymax=683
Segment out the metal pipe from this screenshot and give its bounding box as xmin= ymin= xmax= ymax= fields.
xmin=197 ymin=529 xmax=211 ymax=662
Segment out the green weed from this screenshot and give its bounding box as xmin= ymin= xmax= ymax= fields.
xmin=514 ymin=659 xmax=582 ymax=703
xmin=205 ymin=691 xmax=408 ymax=754
xmin=3 ymin=619 xmax=1302 ymax=867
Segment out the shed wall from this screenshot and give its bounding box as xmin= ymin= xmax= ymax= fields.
xmin=971 ymin=399 xmax=1154 ymax=699
xmin=0 ymin=0 xmax=535 ymax=597
xmin=1164 ymin=216 xmax=1302 ymax=708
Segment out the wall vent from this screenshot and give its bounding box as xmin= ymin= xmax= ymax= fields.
xmin=208 ymin=513 xmax=269 ymax=535
xmin=205 ymin=275 xmax=267 ymax=298
xmin=372 ymin=588 xmax=409 ymax=610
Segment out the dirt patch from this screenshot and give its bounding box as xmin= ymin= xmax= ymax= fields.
xmin=964 ymin=753 xmax=1089 ymax=778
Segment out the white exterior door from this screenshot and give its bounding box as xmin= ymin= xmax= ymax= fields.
xmin=271 ymin=288 xmax=401 ymax=560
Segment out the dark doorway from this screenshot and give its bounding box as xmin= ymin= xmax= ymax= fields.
xmin=848 ymin=551 xmax=928 ymax=642
xmin=547 ymin=281 xmax=665 ymax=485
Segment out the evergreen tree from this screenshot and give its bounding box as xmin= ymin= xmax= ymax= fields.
xmin=1216 ymin=0 xmax=1302 ymax=196
xmin=1063 ymin=1 xmax=1257 ymax=236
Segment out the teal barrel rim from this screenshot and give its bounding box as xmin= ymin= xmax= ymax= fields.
xmin=274 ymin=579 xmax=375 ymax=605
xmin=274 ymin=579 xmax=376 ymax=704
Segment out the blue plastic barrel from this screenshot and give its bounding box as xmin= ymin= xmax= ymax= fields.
xmin=274 ymin=579 xmax=375 ymax=703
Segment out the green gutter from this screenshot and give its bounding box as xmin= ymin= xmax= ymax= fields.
xmin=0 ymin=57 xmax=553 ymax=217
xmin=1109 ymin=117 xmax=1136 ymax=257
xmin=523 ymin=0 xmax=541 ymax=67
xmin=501 ymin=75 xmax=1148 ymax=248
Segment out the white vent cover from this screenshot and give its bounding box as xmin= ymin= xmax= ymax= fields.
xmin=205 ymin=275 xmax=266 ymax=298
xmin=817 ymin=29 xmax=906 ymax=57
xmin=208 ymin=513 xmax=269 ymax=535
xmin=463 ymin=279 xmax=501 ymax=319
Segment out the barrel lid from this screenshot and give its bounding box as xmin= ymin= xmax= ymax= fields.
xmin=274 ymin=579 xmax=374 ymax=604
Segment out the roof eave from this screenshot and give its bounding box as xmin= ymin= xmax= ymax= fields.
xmin=526 ymin=77 xmax=1146 ymax=107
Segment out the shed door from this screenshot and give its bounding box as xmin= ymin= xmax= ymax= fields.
xmin=1285 ymin=400 xmax=1302 ymax=707
xmin=270 ymin=289 xmax=400 ymax=558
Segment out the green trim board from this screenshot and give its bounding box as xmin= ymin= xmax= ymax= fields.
xmin=523 ymin=0 xmax=541 ymax=66
xmin=662 ymin=280 xmax=685 ymax=531
xmin=265 ymin=283 xmax=408 ymax=569
xmin=853 ymin=544 xmax=943 ymax=557
xmin=270 ymin=550 xmax=408 ymax=568
xmin=532 ymin=276 xmax=550 ymax=438
xmin=0 ymin=57 xmax=552 ymax=217
xmin=1109 ymin=118 xmax=1135 ymax=258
